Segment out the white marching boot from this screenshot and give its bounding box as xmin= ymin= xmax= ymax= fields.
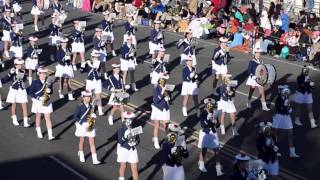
xmin=98 ymin=106 xmax=104 ymax=116
xmin=294 ymin=117 xmax=303 ymax=126
xmin=289 ymin=147 xmax=300 ymax=158
xmin=112 ymin=50 xmax=117 ymax=57
xmin=216 ymin=163 xmax=224 ymax=176
xmin=153 ymin=137 xmax=160 ymax=149
xmin=246 ymin=100 xmax=251 ymax=108
xmin=310 ymin=119 xmax=318 ymax=128
xmin=47 ymin=128 xmax=55 ymax=140
xmin=131 ymin=83 xmax=139 ymax=92
xmin=220 ymin=125 xmax=225 ymax=135
xmin=68 ymin=93 xmax=75 ymax=101
xmin=198 ymin=161 xmax=207 ymax=173
xmin=78 ymin=151 xmax=85 ymax=162
xmin=11 ymin=115 xmax=19 ymax=126
xmin=28 ymin=77 xmax=32 ymax=85
xmin=58 ymin=90 xmax=64 ymax=99
xmin=23 ymin=117 xmax=30 ymax=127
xmin=118 ymin=177 xmax=125 ymax=180
xmin=261 ymin=101 xmax=270 ymax=111
xmin=232 ymin=126 xmax=240 ymax=137
xmin=108 ymin=115 xmax=113 ymax=125
xmin=182 ymin=107 xmax=188 ymax=117
xmin=92 ymin=153 xmax=101 ymax=165
xmin=36 ymin=127 xmax=43 ymax=138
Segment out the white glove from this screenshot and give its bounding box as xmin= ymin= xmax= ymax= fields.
xmin=161 ymin=89 xmax=165 ymax=95
xmin=39 ymin=97 xmax=44 ymax=101
xmin=46 ymin=88 xmax=51 ymax=93
xmin=10 ymin=68 xmax=15 ymax=74
xmin=251 ymin=75 xmax=257 ymax=80
xmin=266 ymin=138 xmax=271 ymax=146
xmin=310 ymin=82 xmax=315 ymax=87
xmin=91 ymin=113 xmax=97 ymax=118
xmin=170 ymin=146 xmax=177 ymax=154
xmin=75 ymin=122 xmax=81 ymax=128
xmin=288 ymin=108 xmax=293 ymax=114
xmin=212 ymin=118 xmax=217 ymax=124
xmin=124 ymin=129 xmax=130 ymax=139
xmin=273 ymin=146 xmax=279 ymax=152
xmin=190 ymin=72 xmax=195 ymax=78
xmin=110 ymin=87 xmax=115 ymax=92
xmin=129 ymin=53 xmax=134 ymax=57
xmin=164 ymin=96 xmax=170 ymax=102
xmin=125 ymin=85 xmax=130 ymax=90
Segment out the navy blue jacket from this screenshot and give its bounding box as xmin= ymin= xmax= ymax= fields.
xmin=121 ymin=43 xmax=135 ymax=60
xmin=161 ymin=140 xmax=188 ymax=167
xmin=297 ymin=74 xmax=312 ymax=94
xmin=150 ymin=28 xmax=163 ymax=44
xmin=217 ymin=84 xmax=236 ymax=101
xmin=32 ymin=0 xmax=37 ymax=6
xmin=256 ymin=135 xmax=278 ymax=163
xmin=26 ymin=45 xmax=39 ymax=59
xmin=101 ymin=20 xmax=113 ymax=32
xmin=1 ymin=69 xmax=26 ymax=90
xmin=275 ymin=96 xmax=291 ymax=115
xmin=52 ymin=2 xmax=63 ymax=12
xmin=177 ymin=39 xmax=194 ymax=55
xmin=153 ymin=60 xmax=167 ymax=73
xmin=29 ymin=79 xmax=53 ymax=100
xmin=200 ymin=111 xmax=220 ymax=133
xmin=49 ymin=24 xmax=62 ymax=36
xmin=92 ymin=36 xmax=104 ymax=51
xmin=124 ymin=22 xmax=136 ymax=35
xmin=182 ymin=66 xmax=196 ymax=82
xmin=86 ymin=66 xmax=101 ymax=80
xmin=247 ymin=59 xmax=261 ymax=77
xmin=56 ymin=48 xmax=71 ymax=66
xmin=1 ymin=17 xmax=12 ymax=31
xmin=10 ymin=32 xmax=23 ymax=47
xmin=70 ymin=29 xmax=84 ymax=43
xmin=74 ymin=103 xmax=93 ymax=125
xmin=153 ymin=85 xmax=169 ymax=111
xmin=211 ymin=47 xmax=230 ymax=65
xmin=117 ymin=126 xmax=140 ymax=150
xmin=105 ymin=75 xmax=124 ymax=90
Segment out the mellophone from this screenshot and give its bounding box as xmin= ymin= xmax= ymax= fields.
xmin=255 ymin=64 xmax=277 ymax=86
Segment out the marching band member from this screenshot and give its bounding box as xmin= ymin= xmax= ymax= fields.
xmin=272 ymin=85 xmax=299 ymax=158
xmin=4 ymin=0 xmax=14 ymax=20
xmin=55 ymin=37 xmax=75 ymax=101
xmin=12 ymin=0 xmax=23 ymax=20
xmin=151 ymin=74 xmax=170 ymax=149
xmin=150 ymin=46 xmax=168 ymax=86
xmin=1 ymin=8 xmax=13 ymax=59
xmin=29 ymin=66 xmax=55 ymax=140
xmin=117 ymin=112 xmax=140 ymax=180
xmin=9 ymin=23 xmax=23 ymax=59
xmin=211 ymin=37 xmax=230 ymax=95
xmin=74 ymin=90 xmax=101 ymax=165
xmin=230 ymin=153 xmax=250 ymax=180
xmin=181 ymin=56 xmax=200 ymax=117
xmin=48 ymin=13 xmax=62 ymax=61
xmin=177 ymin=30 xmax=197 ymax=67
xmin=149 ymin=20 xmax=164 ymax=58
xmin=52 ymin=0 xmax=63 ymax=13
xmin=197 ymin=98 xmax=223 ymax=176
xmin=162 ymin=123 xmax=189 ymax=180
xmin=246 ymin=48 xmax=270 ymax=111
xmin=105 ymin=63 xmax=129 ymax=125
xmin=256 ymin=123 xmax=280 ymax=179
xmin=25 ymin=36 xmax=40 ymax=85
xmin=293 ymin=66 xmax=318 ymax=128
xmin=85 ymin=52 xmax=104 ymax=116
xmin=120 ymin=36 xmax=138 ymax=91
xmin=101 ymin=11 xmax=117 ymax=57
xmin=92 ymin=28 xmax=107 ymax=79
xmin=71 ymin=20 xmax=86 ymax=72
xmin=123 ymin=14 xmax=137 ymax=47
xmin=216 ymin=74 xmax=239 ymax=136
xmin=31 ymin=0 xmax=44 ymax=31
xmin=1 ymin=59 xmax=29 ymax=127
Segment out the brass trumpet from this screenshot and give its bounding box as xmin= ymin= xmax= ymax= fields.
xmin=167 ymin=132 xmax=177 ymax=144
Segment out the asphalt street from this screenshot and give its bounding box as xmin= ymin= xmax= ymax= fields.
xmin=0 ymin=1 xmax=319 ymax=180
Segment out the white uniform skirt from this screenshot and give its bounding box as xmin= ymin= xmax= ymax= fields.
xmin=31 ymin=6 xmax=43 ymax=16
xmin=180 ymin=54 xmax=197 ymax=66
xmin=246 ymin=76 xmax=261 ymax=87
xmin=9 ymin=46 xmax=23 ymax=58
xmin=151 ymin=105 xmax=170 ymax=121
xmin=197 ymin=129 xmax=220 ymax=149
xmin=71 ymin=42 xmax=85 ymax=53
xmin=292 ymin=91 xmax=313 ymax=104
xmin=6 ymin=87 xmax=28 ymax=103
xmin=264 ymin=160 xmax=279 ymax=176
xmin=123 ymin=34 xmax=137 ymax=46
xmin=149 ymin=42 xmax=161 ymax=55
xmin=181 ymin=81 xmax=198 ymax=96
xmin=120 ymin=58 xmax=136 ymax=71
xmin=25 ymin=57 xmax=38 ymax=70
xmin=1 ymin=30 xmax=11 ymax=41
xmin=212 ymin=62 xmax=227 ymax=75
xmin=92 ymin=49 xmax=106 ymax=62
xmin=117 ymin=144 xmax=139 ymax=163
xmin=75 ymin=122 xmax=96 ymax=137
xmin=55 ymin=64 xmax=74 ymax=78
xmin=86 ymin=79 xmax=102 ymax=94
xmin=102 ymin=31 xmax=114 ymax=43
xmin=219 ymin=100 xmax=236 ymax=113
xmin=31 ymin=98 xmax=53 ymax=114
xmin=13 ymin=3 xmax=22 ymax=12
xmin=108 ymin=92 xmax=121 ymax=106
xmin=49 ymin=35 xmax=60 ymax=46
xmin=163 ymin=165 xmax=185 ymax=180
xmin=150 ymin=71 xmax=160 ymax=85
xmin=272 ymin=114 xmax=293 ymax=129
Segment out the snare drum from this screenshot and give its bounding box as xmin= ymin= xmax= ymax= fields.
xmin=109 ymin=91 xmax=130 ymax=105
xmin=43 ymin=0 xmax=50 ymax=10
xmin=255 ymin=64 xmax=277 ymax=85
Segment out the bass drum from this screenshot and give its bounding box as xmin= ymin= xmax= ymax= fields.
xmin=255 ymin=64 xmax=277 ymax=85
xmin=43 ymin=0 xmax=50 ymax=10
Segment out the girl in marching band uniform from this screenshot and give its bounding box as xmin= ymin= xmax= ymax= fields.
xmin=2 ymin=59 xmax=29 ymax=127
xmin=149 ymin=20 xmax=163 ymax=58
xmin=101 ymin=11 xmax=117 ymax=57
xmin=55 ymin=37 xmax=75 ymax=101
xmin=71 ymin=20 xmax=86 ymax=72
xmin=245 ymin=48 xmax=270 ymax=111
xmin=293 ymin=66 xmax=318 ymax=128
xmin=120 ymin=36 xmax=138 ymax=91
xmin=1 ymin=8 xmax=13 ymax=59
xmin=3 ymin=0 xmax=14 ymax=21
xmin=74 ymin=90 xmax=101 ymax=165
xmin=230 ymin=153 xmax=250 ymax=180
xmin=29 ymin=66 xmax=55 ymax=140
xmin=9 ymin=23 xmax=23 ymax=59
xmin=25 ymin=36 xmax=40 ymax=85
xmin=92 ymin=28 xmax=107 ymax=79
xmin=151 ymin=74 xmax=170 ymax=149
xmin=162 ymin=123 xmax=188 ymax=180
xmin=117 ymin=112 xmax=140 ymax=180
xmin=150 ymin=46 xmax=168 ymax=86
xmin=48 ymin=13 xmax=62 ymax=61
xmin=52 ymin=0 xmax=63 ymax=13
xmin=123 ymin=14 xmax=137 ymax=47
xmin=177 ymin=30 xmax=197 ymax=67
xmin=211 ymin=37 xmax=230 ymax=95
xmin=272 ymin=85 xmax=299 ymax=158
xmin=197 ymin=98 xmax=223 ymax=176
xmin=216 ymin=74 xmax=239 ymax=136
xmin=181 ymin=56 xmax=200 ymax=117
xmin=31 ymin=0 xmax=44 ymax=31
xmin=105 ymin=64 xmax=129 ymax=125
xmin=85 ymin=52 xmax=104 ymax=116
xmin=12 ymin=0 xmax=23 ymax=20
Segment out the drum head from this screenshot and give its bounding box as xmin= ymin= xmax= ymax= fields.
xmin=255 ymin=64 xmax=268 ymax=85
xmin=265 ymin=64 xmax=277 ymax=85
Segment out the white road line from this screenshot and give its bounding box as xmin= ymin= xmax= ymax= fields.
xmin=49 ymin=155 xmax=89 ymax=180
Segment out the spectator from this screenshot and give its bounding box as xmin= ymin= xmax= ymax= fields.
xmin=260 ymin=8 xmax=272 ymax=37
xmin=280 ymin=9 xmax=289 ymax=33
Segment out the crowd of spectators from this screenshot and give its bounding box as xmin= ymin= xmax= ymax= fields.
xmin=70 ymin=0 xmax=320 ymax=68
